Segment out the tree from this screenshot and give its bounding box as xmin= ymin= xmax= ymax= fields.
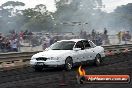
xmin=111 ymin=3 xmax=132 ymax=31
xmin=53 ymin=0 xmax=103 ymax=32
xmin=1 ymin=1 xmax=25 ymax=16
xmin=21 ymin=4 xmax=55 ymax=31
xmin=35 ymin=4 xmax=47 ymax=15
xmin=0 ymin=1 xmax=25 ymax=32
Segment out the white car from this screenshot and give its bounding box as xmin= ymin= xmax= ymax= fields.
xmin=30 ymin=39 xmax=105 ymax=71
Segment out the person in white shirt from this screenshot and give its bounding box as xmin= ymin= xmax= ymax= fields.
xmin=10 ymin=39 xmax=18 ymax=52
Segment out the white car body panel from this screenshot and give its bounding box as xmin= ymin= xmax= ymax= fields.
xmin=30 ymin=39 xmax=105 ymax=68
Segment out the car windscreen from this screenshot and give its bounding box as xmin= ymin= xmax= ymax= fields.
xmin=49 ymin=41 xmax=75 ymax=50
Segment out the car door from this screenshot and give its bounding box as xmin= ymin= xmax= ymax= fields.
xmin=82 ymin=40 xmax=95 ymax=60
xmin=88 ymin=40 xmax=97 ymax=60
xmin=73 ymin=41 xmax=86 ymax=62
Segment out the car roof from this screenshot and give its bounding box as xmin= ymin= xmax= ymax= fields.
xmin=57 ymin=39 xmax=90 ymax=42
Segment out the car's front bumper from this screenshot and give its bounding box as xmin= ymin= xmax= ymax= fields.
xmin=30 ymin=59 xmax=65 ymax=68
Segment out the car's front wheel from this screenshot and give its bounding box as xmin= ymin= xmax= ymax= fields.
xmin=65 ymin=57 xmax=73 ymax=71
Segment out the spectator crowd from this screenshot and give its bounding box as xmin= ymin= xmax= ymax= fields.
xmin=79 ymin=28 xmax=109 ymax=45
xmin=117 ymin=31 xmax=131 ymax=44
xmin=0 ymin=29 xmax=131 ymax=53
xmin=0 ymin=30 xmax=33 ymax=52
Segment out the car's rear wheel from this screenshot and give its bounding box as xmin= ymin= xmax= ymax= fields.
xmin=94 ymin=54 xmax=102 ymax=66
xmin=34 ymin=66 xmax=43 ymax=72
xmin=65 ymin=57 xmax=73 ymax=71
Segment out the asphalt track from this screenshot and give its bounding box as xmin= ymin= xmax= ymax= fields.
xmin=0 ymin=52 xmax=131 ymax=88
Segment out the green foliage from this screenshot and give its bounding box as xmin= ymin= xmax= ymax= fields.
xmin=53 ymin=0 xmax=103 ymax=32
xmin=0 ymin=1 xmax=54 ymax=32
xmin=109 ymin=3 xmax=132 ymax=30
xmin=1 ymin=0 xmax=132 ymax=33
xmin=1 ymin=1 xmax=25 ymax=7
xmin=22 ymin=5 xmax=54 ymax=31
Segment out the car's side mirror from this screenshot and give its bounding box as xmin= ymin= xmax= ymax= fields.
xmin=73 ymin=48 xmax=81 ymax=51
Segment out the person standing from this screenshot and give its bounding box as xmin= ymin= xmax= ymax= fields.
xmin=117 ymin=31 xmax=122 ymax=44
xmin=10 ymin=39 xmax=18 ymax=52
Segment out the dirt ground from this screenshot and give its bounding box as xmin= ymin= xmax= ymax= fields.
xmin=0 ymin=52 xmax=131 ymax=88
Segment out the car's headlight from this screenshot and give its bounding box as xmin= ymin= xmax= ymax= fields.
xmin=48 ymin=57 xmax=60 ymax=60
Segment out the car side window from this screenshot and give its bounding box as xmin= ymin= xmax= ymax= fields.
xmin=75 ymin=41 xmax=84 ymax=50
xmin=82 ymin=40 xmax=91 ymax=49
xmin=89 ymin=41 xmax=96 ymax=48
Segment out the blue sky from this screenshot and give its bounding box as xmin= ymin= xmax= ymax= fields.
xmin=0 ymin=0 xmax=132 ymax=12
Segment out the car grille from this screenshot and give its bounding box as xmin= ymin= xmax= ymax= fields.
xmin=36 ymin=57 xmax=48 ymax=61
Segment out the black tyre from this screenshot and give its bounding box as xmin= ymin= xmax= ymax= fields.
xmin=65 ymin=57 xmax=73 ymax=71
xmin=94 ymin=54 xmax=102 ymax=66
